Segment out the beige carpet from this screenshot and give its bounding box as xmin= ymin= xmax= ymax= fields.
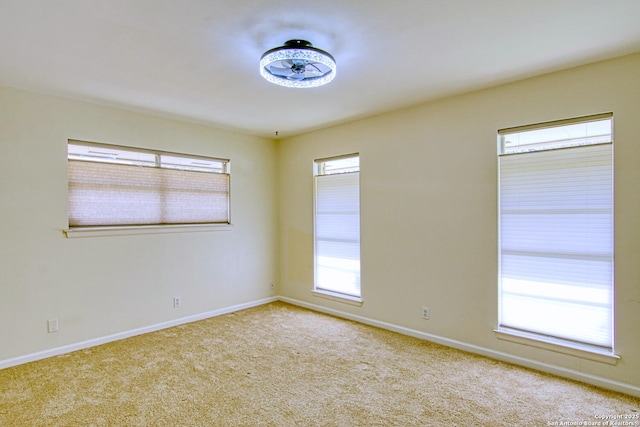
xmin=1 ymin=302 xmax=638 ymax=426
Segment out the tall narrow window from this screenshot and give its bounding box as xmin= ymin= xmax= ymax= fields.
xmin=497 ymin=114 xmax=613 ymax=351
xmin=314 ymin=154 xmax=361 ymax=299
xmin=68 ymin=140 xmax=230 ymax=228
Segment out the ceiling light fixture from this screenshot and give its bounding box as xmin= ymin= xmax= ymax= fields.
xmin=260 ymin=40 xmax=336 ymax=88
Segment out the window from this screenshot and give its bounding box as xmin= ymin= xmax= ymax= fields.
xmin=497 ymin=113 xmax=613 ymax=352
xmin=314 ymin=154 xmax=361 ymax=300
xmin=68 ymin=140 xmax=230 ymax=228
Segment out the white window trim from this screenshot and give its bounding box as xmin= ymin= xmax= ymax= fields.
xmin=67 ymin=139 xmax=231 ymax=230
xmin=497 ymin=113 xmax=615 ymax=356
xmin=64 ymin=223 xmax=232 ymax=238
xmin=494 ymin=327 xmax=619 ymax=365
xmin=311 ymin=289 xmax=363 ymax=306
xmin=313 ymin=153 xmax=362 ymax=299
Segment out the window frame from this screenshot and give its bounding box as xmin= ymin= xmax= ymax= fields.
xmin=312 ymin=153 xmax=362 ymax=305
xmin=495 ymin=113 xmax=617 ymax=361
xmin=65 ymin=140 xmax=232 ymax=238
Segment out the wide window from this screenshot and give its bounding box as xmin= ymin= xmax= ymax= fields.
xmin=314 ymin=154 xmax=361 ymax=299
xmin=497 ymin=114 xmax=613 ymax=351
xmin=68 ymin=140 xmax=230 ymax=228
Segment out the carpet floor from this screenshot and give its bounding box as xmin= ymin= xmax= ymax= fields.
xmin=1 ymin=301 xmax=638 ymax=426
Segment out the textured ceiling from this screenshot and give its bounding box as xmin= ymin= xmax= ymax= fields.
xmin=1 ymin=0 xmax=640 ymax=139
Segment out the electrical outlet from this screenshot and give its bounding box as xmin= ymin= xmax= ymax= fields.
xmin=47 ymin=319 xmax=59 ymax=333
xmin=173 ymin=297 xmax=181 ymax=308
xmin=422 ymin=307 xmax=430 ymax=320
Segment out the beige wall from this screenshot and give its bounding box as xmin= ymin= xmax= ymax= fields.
xmin=0 ymin=86 xmax=278 ymax=361
xmin=278 ymin=53 xmax=640 ymax=391
xmin=1 ymin=52 xmax=639 ymax=394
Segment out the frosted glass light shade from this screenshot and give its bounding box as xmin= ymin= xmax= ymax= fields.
xmin=260 ymin=40 xmax=336 ymax=88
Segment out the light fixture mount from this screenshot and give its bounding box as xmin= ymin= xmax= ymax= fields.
xmin=260 ymin=39 xmax=336 ymax=88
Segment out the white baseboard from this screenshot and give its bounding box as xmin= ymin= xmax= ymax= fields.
xmin=0 ymin=296 xmax=278 ymax=371
xmin=278 ymin=296 xmax=640 ymax=398
xmin=3 ymin=294 xmax=638 ymax=398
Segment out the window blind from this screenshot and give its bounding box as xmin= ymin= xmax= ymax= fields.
xmin=498 ymin=143 xmax=613 ymax=348
xmin=68 ymin=144 xmax=230 ymax=227
xmin=314 ymin=168 xmax=361 ymax=297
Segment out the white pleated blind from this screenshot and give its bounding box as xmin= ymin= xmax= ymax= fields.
xmin=314 ymin=156 xmax=360 ymax=297
xmin=68 ymin=142 xmax=229 ymax=227
xmin=498 ymin=116 xmax=613 ymax=349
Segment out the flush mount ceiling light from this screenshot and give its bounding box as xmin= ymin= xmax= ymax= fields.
xmin=260 ymin=40 xmax=336 ymax=88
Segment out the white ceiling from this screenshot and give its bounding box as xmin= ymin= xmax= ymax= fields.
xmin=2 ymin=0 xmax=640 ymax=139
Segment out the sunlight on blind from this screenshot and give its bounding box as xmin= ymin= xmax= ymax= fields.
xmin=314 ymin=155 xmax=360 ymax=297
xmin=498 ymin=119 xmax=613 ymax=349
xmin=68 ymin=142 xmax=229 ymax=227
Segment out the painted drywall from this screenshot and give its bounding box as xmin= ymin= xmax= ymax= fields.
xmin=277 ymin=53 xmax=640 ymax=390
xmin=0 ymin=86 xmax=278 ymax=361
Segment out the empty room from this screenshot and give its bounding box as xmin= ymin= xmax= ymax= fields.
xmin=1 ymin=1 xmax=640 ymax=425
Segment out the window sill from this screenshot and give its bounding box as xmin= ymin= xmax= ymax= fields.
xmin=64 ymin=223 xmax=233 ymax=238
xmin=494 ymin=327 xmax=619 ymax=365
xmin=311 ymin=289 xmax=363 ymax=306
